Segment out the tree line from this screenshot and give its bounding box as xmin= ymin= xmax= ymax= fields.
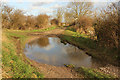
xmin=1 ymin=4 xmax=50 ymax=30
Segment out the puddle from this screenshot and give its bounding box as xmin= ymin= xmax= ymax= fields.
xmin=24 ymin=36 xmax=92 ymax=67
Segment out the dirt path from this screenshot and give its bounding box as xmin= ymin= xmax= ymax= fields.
xmin=29 ymin=60 xmax=81 ymax=78
xmin=30 ymin=29 xmax=65 ymax=35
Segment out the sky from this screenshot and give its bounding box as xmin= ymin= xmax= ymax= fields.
xmin=1 ymin=0 xmax=119 ymax=16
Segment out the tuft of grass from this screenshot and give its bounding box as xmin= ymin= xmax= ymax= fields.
xmin=64 ymin=64 xmax=75 ymax=68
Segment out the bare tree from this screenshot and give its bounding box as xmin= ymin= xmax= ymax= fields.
xmin=2 ymin=5 xmax=14 ymax=29
xmin=56 ymin=8 xmax=63 ymax=24
xmin=64 ymin=2 xmax=93 ymax=24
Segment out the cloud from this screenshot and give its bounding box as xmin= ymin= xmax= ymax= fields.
xmin=32 ymin=2 xmax=52 ymax=6
xmin=38 ymin=7 xmax=53 ymax=13
xmin=30 ymin=2 xmax=64 ymax=15
xmin=50 ymin=4 xmax=63 ymax=9
xmin=30 ymin=6 xmax=53 ymax=14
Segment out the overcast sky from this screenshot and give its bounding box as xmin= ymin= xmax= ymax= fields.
xmin=1 ymin=0 xmax=119 ymax=16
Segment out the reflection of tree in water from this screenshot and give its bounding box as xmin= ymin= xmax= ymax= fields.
xmin=37 ymin=37 xmax=49 ymax=47
xmin=27 ymin=37 xmax=49 ymax=48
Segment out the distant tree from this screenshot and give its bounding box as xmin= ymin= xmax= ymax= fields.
xmin=64 ymin=11 xmax=74 ymax=25
xmin=1 ymin=4 xmax=51 ymax=30
xmin=25 ymin=15 xmax=36 ymax=29
xmin=2 ymin=5 xmax=14 ymax=29
xmin=10 ymin=9 xmax=26 ymax=29
xmin=56 ymin=8 xmax=63 ymax=24
xmin=36 ymin=14 xmax=49 ymax=28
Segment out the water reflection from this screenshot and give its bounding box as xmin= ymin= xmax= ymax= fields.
xmin=24 ymin=37 xmax=92 ymax=67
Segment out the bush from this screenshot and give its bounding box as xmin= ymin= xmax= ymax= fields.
xmin=94 ymin=3 xmax=119 ymax=48
xmin=50 ymin=18 xmax=59 ymax=26
xmin=76 ymin=16 xmax=93 ymax=33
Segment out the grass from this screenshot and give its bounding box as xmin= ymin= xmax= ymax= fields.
xmin=61 ymin=30 xmax=97 ymax=49
xmin=76 ymin=67 xmax=115 ymax=78
xmin=2 ymin=38 xmax=43 ymax=78
xmin=27 ymin=26 xmax=56 ymax=32
xmin=6 ymin=26 xmax=56 ymax=33
xmin=64 ymin=64 xmax=115 ymax=78
xmin=66 ymin=26 xmax=76 ymax=32
xmin=5 ymin=31 xmax=28 ymax=47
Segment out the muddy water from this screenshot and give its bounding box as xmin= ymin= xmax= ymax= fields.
xmin=24 ymin=36 xmax=92 ymax=67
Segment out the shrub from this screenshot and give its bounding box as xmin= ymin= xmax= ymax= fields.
xmin=94 ymin=3 xmax=119 ymax=48
xmin=50 ymin=18 xmax=59 ymax=26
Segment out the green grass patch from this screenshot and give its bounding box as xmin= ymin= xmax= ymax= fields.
xmin=66 ymin=27 xmax=76 ymax=32
xmin=65 ymin=30 xmax=89 ymax=38
xmin=5 ymin=32 xmax=27 ymax=46
xmin=2 ymin=41 xmax=43 ymax=78
xmin=29 ymin=26 xmax=56 ymax=32
xmin=61 ymin=30 xmax=96 ymax=49
xmin=6 ymin=26 xmax=56 ymax=33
